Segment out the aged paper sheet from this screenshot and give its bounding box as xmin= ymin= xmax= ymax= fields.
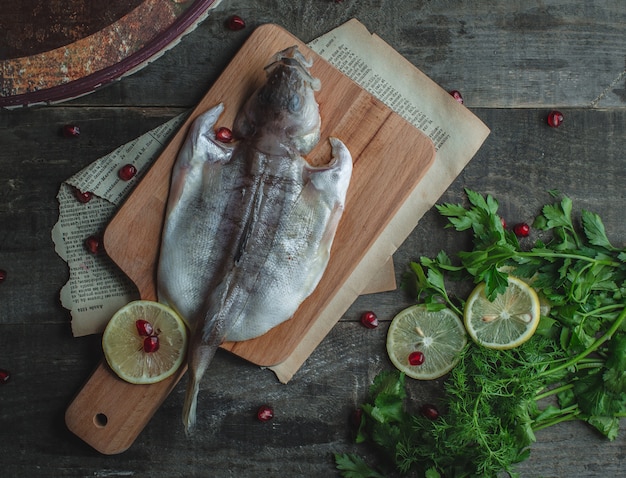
xmin=52 ymin=115 xmax=185 ymax=336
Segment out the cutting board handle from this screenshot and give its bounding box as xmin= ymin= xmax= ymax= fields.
xmin=65 ymin=361 xmax=186 ymax=454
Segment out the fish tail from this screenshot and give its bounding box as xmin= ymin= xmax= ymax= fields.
xmin=182 ymin=372 xmax=200 ymax=435
xmin=182 ymin=341 xmax=219 ymax=435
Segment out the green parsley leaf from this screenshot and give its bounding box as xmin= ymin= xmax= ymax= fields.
xmin=334 ymin=453 xmax=386 ymax=478
xmin=581 ymin=209 xmax=615 ymax=250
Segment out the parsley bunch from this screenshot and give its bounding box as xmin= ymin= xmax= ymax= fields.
xmin=336 ymin=190 xmax=626 ymax=478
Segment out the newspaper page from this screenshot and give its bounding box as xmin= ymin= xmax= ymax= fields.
xmin=269 ymin=19 xmax=491 ymax=382
xmin=52 ymin=115 xmax=186 ymax=336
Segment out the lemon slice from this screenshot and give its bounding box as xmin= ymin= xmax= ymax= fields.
xmin=464 ymin=276 xmax=540 ymax=350
xmin=102 ymin=300 xmax=188 ymax=384
xmin=386 ymin=305 xmax=467 ymax=380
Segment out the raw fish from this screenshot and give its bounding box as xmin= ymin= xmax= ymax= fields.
xmin=157 ymin=46 xmax=352 ymax=433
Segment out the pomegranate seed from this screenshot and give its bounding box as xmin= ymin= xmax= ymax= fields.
xmin=360 ymin=311 xmax=379 ymax=329
xmin=420 ymin=403 xmax=439 ymax=420
xmin=227 ymin=15 xmax=246 ymax=31
xmin=216 ymin=127 xmax=233 ymax=143
xmin=143 ymin=336 xmax=160 ymax=353
xmin=408 ymin=351 xmax=425 ymax=366
xmin=0 ymin=269 xmax=6 ymax=283
xmin=513 ymin=223 xmax=531 ymax=237
xmin=500 ymin=217 xmax=507 ymax=229
xmin=449 ymin=90 xmax=464 ymax=104
xmin=62 ymin=124 xmax=81 ymax=138
xmin=85 ymin=235 xmax=101 ymax=254
xmin=547 ymin=110 xmax=564 ymax=128
xmin=135 ymin=319 xmax=154 ymax=337
xmin=0 ymin=368 xmax=10 ymax=384
xmin=256 ymin=404 xmax=274 ymax=421
xmin=118 ymin=164 xmax=137 ymax=181
xmin=74 ymin=188 xmax=93 ymax=203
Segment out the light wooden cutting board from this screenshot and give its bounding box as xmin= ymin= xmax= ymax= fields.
xmin=66 ymin=24 xmax=435 ymax=454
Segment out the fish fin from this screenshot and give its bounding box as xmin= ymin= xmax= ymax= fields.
xmin=300 ymin=137 xmax=352 ymax=287
xmin=182 ymin=372 xmax=200 ymax=435
xmin=304 ymin=137 xmax=352 ymax=209
xmin=182 ymin=341 xmax=220 ymax=435
xmin=166 ymin=103 xmax=233 ymax=217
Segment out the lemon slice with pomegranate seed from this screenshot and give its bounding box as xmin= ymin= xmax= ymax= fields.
xmin=386 ymin=305 xmax=467 ymax=380
xmin=464 ymin=276 xmax=540 ymax=350
xmin=102 ymin=300 xmax=188 ymax=384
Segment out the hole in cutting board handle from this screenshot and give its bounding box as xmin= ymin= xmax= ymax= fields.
xmin=94 ymin=413 xmax=108 ymax=428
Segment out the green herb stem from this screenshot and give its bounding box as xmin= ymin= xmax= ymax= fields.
xmin=542 ymin=306 xmax=626 ymax=378
xmin=535 ymin=383 xmax=574 ymax=402
xmin=444 ymin=298 xmax=464 ymax=318
xmin=476 ymin=250 xmax=621 ymax=269
xmin=532 ymin=405 xmax=581 ymax=432
xmin=580 ymin=304 xmax=625 ymax=320
xmin=519 ymin=251 xmax=618 ymax=266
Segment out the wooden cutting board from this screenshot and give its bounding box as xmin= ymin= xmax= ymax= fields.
xmin=66 ymin=23 xmax=435 ymax=454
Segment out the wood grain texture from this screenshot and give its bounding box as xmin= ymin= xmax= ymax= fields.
xmin=1 ymin=0 xmax=626 ymax=476
xmin=65 ymin=361 xmax=187 ymax=454
xmin=75 ymin=0 xmax=626 ymax=108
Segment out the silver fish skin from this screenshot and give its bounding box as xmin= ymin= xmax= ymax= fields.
xmin=156 ymin=46 xmax=352 ymax=434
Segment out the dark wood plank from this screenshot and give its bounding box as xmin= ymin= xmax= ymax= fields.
xmin=73 ymin=0 xmax=626 ymax=108
xmin=1 ymin=1 xmax=626 ymax=475
xmin=2 ymin=320 xmax=626 ymax=477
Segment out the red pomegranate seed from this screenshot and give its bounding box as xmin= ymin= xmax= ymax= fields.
xmin=256 ymin=404 xmax=274 ymax=421
xmin=85 ymin=235 xmax=101 ymax=254
xmin=408 ymin=351 xmax=425 ymax=366
xmin=118 ymin=164 xmax=137 ymax=181
xmin=227 ymin=15 xmax=246 ymax=31
xmin=135 ymin=319 xmax=154 ymax=337
xmin=74 ymin=188 xmax=93 ymax=203
xmin=0 ymin=368 xmax=10 ymax=384
xmin=0 ymin=269 xmax=6 ymax=283
xmin=360 ymin=311 xmax=379 ymax=329
xmin=420 ymin=403 xmax=439 ymax=420
xmin=547 ymin=110 xmax=564 ymax=128
xmin=449 ymin=90 xmax=464 ymax=104
xmin=513 ymin=223 xmax=531 ymax=237
xmin=63 ymin=124 xmax=81 ymax=138
xmin=143 ymin=336 xmax=160 ymax=353
xmin=500 ymin=217 xmax=507 ymax=229
xmin=216 ymin=127 xmax=233 ymax=143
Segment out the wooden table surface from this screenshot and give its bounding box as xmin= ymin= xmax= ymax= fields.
xmin=1 ymin=1 xmax=625 ymax=476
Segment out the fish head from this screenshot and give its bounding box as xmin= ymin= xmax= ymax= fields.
xmin=234 ymin=46 xmax=321 ymax=156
